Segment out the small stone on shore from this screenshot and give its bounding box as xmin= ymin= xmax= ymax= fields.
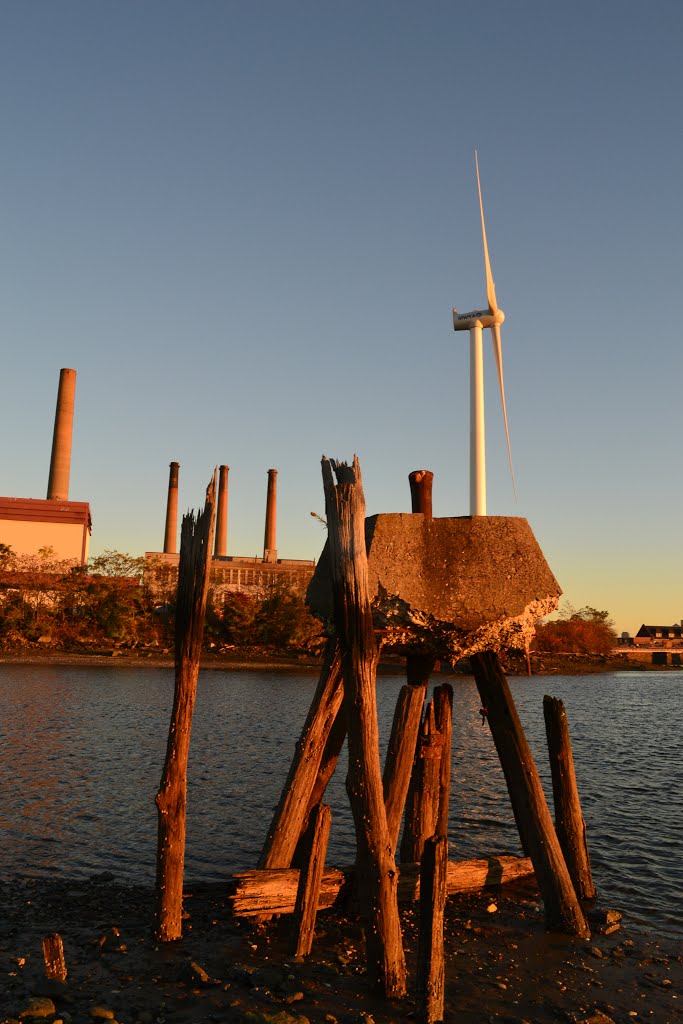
xmin=89 ymin=1007 xmax=115 ymax=1020
xmin=284 ymin=991 xmax=304 ymax=1003
xmin=185 ymin=960 xmax=212 ymax=985
xmin=19 ymin=997 xmax=56 ymax=1019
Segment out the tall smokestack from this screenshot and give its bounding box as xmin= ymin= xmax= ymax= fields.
xmin=47 ymin=368 xmax=77 ymax=501
xmin=263 ymin=468 xmax=278 ymax=563
xmin=214 ymin=464 xmax=229 ymax=556
xmin=163 ymin=462 xmax=179 ymax=554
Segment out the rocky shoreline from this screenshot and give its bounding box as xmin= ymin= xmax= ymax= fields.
xmin=0 ymin=648 xmax=668 ymax=676
xmin=0 ymin=648 xmax=321 ymax=673
xmin=1 ymin=875 xmax=680 ymax=1024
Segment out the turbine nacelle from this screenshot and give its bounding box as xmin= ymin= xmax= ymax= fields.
xmin=452 ymin=307 xmax=505 ymax=332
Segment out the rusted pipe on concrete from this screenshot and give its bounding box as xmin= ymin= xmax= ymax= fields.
xmin=409 ymin=470 xmax=434 ymax=518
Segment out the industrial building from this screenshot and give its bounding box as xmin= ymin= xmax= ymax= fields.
xmin=0 ymin=368 xmax=92 ymax=565
xmin=145 ymin=463 xmax=316 ymax=598
xmin=0 ymin=367 xmax=312 ymax=591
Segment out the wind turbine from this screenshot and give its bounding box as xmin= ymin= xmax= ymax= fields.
xmin=453 ymin=151 xmax=515 ymax=516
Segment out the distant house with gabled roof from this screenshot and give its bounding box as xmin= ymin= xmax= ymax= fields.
xmin=633 ymin=623 xmax=683 ymax=647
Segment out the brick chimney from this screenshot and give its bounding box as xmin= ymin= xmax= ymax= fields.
xmin=163 ymin=462 xmax=179 ymax=554
xmin=263 ymin=468 xmax=278 ymax=563
xmin=214 ymin=464 xmax=229 ymax=556
xmin=47 ymin=368 xmax=77 ymax=501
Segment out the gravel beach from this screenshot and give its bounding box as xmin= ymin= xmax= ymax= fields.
xmin=1 ymin=875 xmax=680 ymax=1024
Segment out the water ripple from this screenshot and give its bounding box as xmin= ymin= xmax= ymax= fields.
xmin=0 ymin=665 xmax=681 ymax=939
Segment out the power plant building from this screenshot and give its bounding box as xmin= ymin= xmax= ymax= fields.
xmin=146 ymin=463 xmax=315 ymax=597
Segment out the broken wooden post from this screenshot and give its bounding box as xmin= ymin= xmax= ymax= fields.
xmin=154 ymin=473 xmax=216 ymax=942
xmin=543 ymin=695 xmax=597 ymax=902
xmin=259 ymin=638 xmax=343 ymax=870
xmin=290 ymin=803 xmax=332 ymax=957
xmin=416 ymin=835 xmax=447 ymax=1024
xmin=42 ymin=933 xmax=67 ymax=982
xmin=401 ymin=697 xmax=446 ymax=864
xmin=322 ymin=455 xmax=406 ymax=998
xmin=470 ymin=650 xmax=590 ymax=938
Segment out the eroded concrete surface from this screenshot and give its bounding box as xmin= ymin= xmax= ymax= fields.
xmin=307 ymin=515 xmax=561 ymax=660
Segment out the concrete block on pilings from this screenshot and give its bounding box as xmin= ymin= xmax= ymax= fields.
xmin=307 ymin=514 xmax=561 ymax=660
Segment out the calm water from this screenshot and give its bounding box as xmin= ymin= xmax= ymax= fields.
xmin=0 ymin=665 xmax=681 ymax=940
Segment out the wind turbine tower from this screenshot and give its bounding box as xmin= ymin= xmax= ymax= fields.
xmin=453 ymin=152 xmax=515 ymax=516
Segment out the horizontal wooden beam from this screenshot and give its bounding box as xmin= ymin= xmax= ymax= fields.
xmin=227 ymin=854 xmax=533 ymax=917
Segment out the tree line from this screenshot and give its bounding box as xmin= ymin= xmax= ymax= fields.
xmin=0 ymin=546 xmax=323 ymax=654
xmin=532 ymin=605 xmax=617 ymax=658
xmin=0 ymin=544 xmax=617 ymax=658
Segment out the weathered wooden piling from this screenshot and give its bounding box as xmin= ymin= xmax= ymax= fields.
xmin=416 ymin=835 xmax=447 ymax=1024
xmin=297 ymin=701 xmax=347 ymax=853
xmin=416 ymin=683 xmax=451 ymax=1024
xmin=401 ymin=699 xmax=445 ymax=864
xmin=433 ymin=683 xmax=453 ymax=838
xmin=383 ymin=678 xmax=428 ymax=851
xmin=290 ymin=803 xmax=332 ymax=957
xmin=401 ymin=682 xmax=452 ymax=866
xmin=471 ymin=650 xmax=590 ymax=938
xmin=154 ymin=473 xmax=216 ymax=942
xmin=259 ymin=639 xmax=343 ymax=870
xmin=322 ymin=455 xmax=406 ymax=998
xmin=302 ymin=464 xmax=583 ymax=992
xmin=543 ymin=695 xmax=596 ymax=902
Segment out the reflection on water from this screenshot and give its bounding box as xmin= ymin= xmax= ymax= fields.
xmin=0 ymin=665 xmax=681 ymax=939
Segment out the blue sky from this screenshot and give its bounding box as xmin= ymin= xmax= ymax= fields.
xmin=1 ymin=1 xmax=681 ymax=633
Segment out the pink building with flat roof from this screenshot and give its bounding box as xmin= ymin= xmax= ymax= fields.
xmin=0 ymin=497 xmax=91 ymax=565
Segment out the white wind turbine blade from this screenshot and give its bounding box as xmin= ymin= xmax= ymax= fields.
xmin=491 ymin=322 xmax=517 ymax=499
xmin=475 ymin=150 xmax=498 ymax=315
